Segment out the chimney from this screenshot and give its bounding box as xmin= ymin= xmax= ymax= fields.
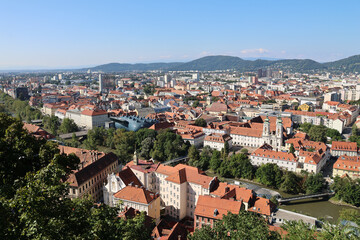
xmin=225 ymin=186 xmax=230 ymax=193
xmin=135 ymin=185 xmax=138 ymax=188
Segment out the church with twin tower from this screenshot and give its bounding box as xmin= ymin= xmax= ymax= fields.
xmin=262 ymin=115 xmax=283 ymax=149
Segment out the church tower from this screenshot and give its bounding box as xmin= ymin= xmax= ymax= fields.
xmin=206 ymin=90 xmax=212 ymax=106
xmin=133 ymin=149 xmax=139 ymax=165
xmin=262 ymin=115 xmax=270 ymax=137
xmin=275 ymin=116 xmax=283 ymax=147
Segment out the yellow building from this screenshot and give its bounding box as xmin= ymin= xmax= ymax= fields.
xmin=298 ymin=103 xmax=310 ymax=111
xmin=333 ymin=155 xmax=360 ymax=179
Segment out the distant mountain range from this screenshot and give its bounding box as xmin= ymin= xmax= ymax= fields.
xmin=84 ymin=55 xmax=360 ymax=73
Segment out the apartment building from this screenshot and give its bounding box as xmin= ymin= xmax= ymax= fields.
xmin=177 ymin=130 xmax=205 ymax=147
xmin=113 ymin=185 xmax=161 ymax=221
xmin=203 ymin=133 xmax=232 ymax=151
xmin=333 ymin=155 xmax=360 ymax=179
xmin=285 ymin=138 xmax=330 ymax=173
xmin=331 ymin=141 xmax=358 ymax=157
xmin=61 ymin=146 xmax=119 ymax=202
xmin=285 ymin=110 xmax=345 ymax=133
xmin=194 ymin=195 xmax=242 ymax=229
xmin=250 ymin=148 xmax=298 ymax=172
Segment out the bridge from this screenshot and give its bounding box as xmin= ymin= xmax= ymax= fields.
xmin=278 ymin=192 xmax=335 ymax=204
xmin=163 ymin=156 xmax=188 ymax=166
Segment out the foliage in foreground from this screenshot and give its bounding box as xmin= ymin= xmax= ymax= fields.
xmin=189 ymin=211 xmax=280 ymax=240
xmin=0 ymin=113 xmax=152 ymax=239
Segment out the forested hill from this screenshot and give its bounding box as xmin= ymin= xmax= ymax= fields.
xmin=85 ymin=54 xmax=360 ymax=72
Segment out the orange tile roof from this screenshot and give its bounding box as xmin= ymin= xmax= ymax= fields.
xmin=333 ymin=155 xmax=360 ymax=173
xmin=286 ymin=138 xmax=327 ymax=154
xmin=251 ymin=148 xmax=297 ymax=162
xmin=81 ymin=109 xmax=108 ymax=116
xmin=194 ymin=195 xmax=242 ymax=220
xmin=113 ymin=185 xmax=158 ymax=204
xmin=230 ymin=126 xmax=263 ymax=137
xmin=204 ymin=133 xmax=232 ymax=143
xmin=248 ymin=197 xmax=275 ymax=216
xmin=331 ymin=141 xmax=358 ymax=152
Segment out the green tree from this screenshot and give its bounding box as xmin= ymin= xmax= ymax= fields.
xmin=140 ymin=137 xmax=154 ymax=159
xmin=59 ymin=118 xmax=78 ymax=134
xmin=198 ymin=145 xmax=212 ymax=170
xmin=308 ymin=125 xmax=327 ymax=143
xmin=209 ymin=150 xmax=221 ymax=171
xmin=221 ymin=141 xmax=230 ymax=160
xmin=256 ymin=163 xmax=283 ymax=188
xmin=135 ymin=128 xmax=157 ymax=149
xmin=300 ymin=122 xmax=312 ymax=133
xmin=192 ymin=100 xmax=200 ymax=108
xmin=0 ymin=114 xmax=152 ymax=239
xmin=280 ymin=172 xmax=303 ymax=194
xmin=194 ymin=118 xmax=207 ymax=127
xmin=189 ymin=211 xmax=280 ymax=240
xmin=70 ymin=132 xmax=80 ymax=147
xmin=339 ymin=209 xmax=360 ymax=225
xmin=151 ymin=129 xmax=188 ymax=162
xmin=289 ymin=144 xmax=295 ymax=154
xmin=228 ymin=153 xmax=255 ymax=179
xmin=304 ymin=173 xmax=325 ymax=194
xmin=43 ymin=115 xmax=60 ymax=135
xmin=331 ymin=176 xmax=360 ymax=207
xmin=188 ymin=145 xmax=200 ymax=166
xmin=282 ymin=220 xmax=316 ymax=240
xmin=240 ymin=148 xmax=249 ymax=154
xmin=113 ymin=129 xmax=136 ymax=163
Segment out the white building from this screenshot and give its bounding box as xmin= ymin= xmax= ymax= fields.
xmin=250 ymin=148 xmax=298 ymax=172
xmin=230 ymin=116 xmax=284 ymax=149
xmin=203 ymin=133 xmax=232 ymax=151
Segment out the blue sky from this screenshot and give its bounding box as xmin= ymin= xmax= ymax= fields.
xmin=1 ymin=0 xmax=359 ymax=69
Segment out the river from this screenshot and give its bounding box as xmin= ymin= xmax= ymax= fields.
xmin=237 ymin=179 xmax=359 ymax=223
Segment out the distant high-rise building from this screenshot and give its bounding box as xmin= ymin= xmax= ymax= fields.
xmin=251 ymin=76 xmax=259 ymax=84
xmin=58 ymin=73 xmax=63 ymax=80
xmin=257 ymin=69 xmax=263 ymax=78
xmin=164 ymin=74 xmax=171 ymax=83
xmin=99 ymin=74 xmax=103 ymax=93
xmin=266 ymin=69 xmax=272 ymax=78
xmin=192 ymin=73 xmax=199 ymax=81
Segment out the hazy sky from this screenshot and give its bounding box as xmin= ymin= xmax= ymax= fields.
xmin=1 ymin=0 xmax=360 ymax=69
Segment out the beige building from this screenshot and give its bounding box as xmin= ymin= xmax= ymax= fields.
xmin=65 ymin=109 xmax=110 ymax=129
xmin=61 ymin=146 xmax=119 ymax=202
xmin=333 ymin=155 xmax=360 ymax=179
xmin=113 ymin=185 xmax=161 ymax=221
